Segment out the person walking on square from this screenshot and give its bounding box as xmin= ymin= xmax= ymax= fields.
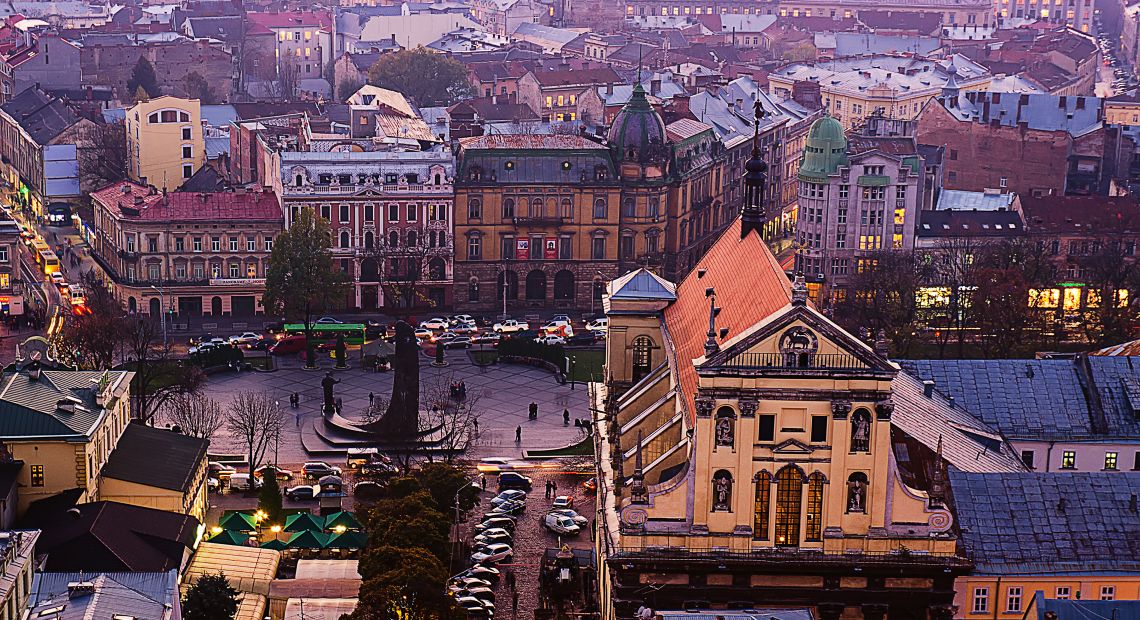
xmin=369 ymin=392 xmax=374 ymax=408
xmin=529 ymin=402 xmax=538 ymax=419
xmin=563 ymin=408 xmax=570 ymax=425
xmin=480 ymin=473 xmax=487 ymax=491
xmin=515 ymin=425 xmax=522 ymax=443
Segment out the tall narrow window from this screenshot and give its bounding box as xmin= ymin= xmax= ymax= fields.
xmin=774 ymin=465 xmax=803 ymax=547
xmin=753 ymin=471 xmax=771 ymax=540
xmin=632 ymin=336 xmax=653 ymax=382
xmin=805 ymin=472 xmax=825 ymax=542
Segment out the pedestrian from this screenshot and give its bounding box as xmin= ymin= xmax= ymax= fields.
xmin=529 ymin=402 xmax=538 ymax=419
xmin=512 ymin=590 xmax=519 ymax=616
xmin=473 ymin=418 xmax=479 ymax=435
xmin=295 ymin=411 xmax=300 ymax=427
xmin=369 ymin=392 xmax=375 ymax=408
xmin=506 ymin=569 xmax=516 ymax=591
xmin=515 ymin=425 xmax=521 ymax=443
xmin=552 ymin=481 xmax=558 ymax=495
xmin=563 ymin=408 xmax=570 ymax=425
xmin=480 ymin=473 xmax=486 ymax=491
xmin=545 ymin=480 xmax=551 ymax=499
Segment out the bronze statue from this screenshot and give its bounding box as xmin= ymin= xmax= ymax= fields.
xmin=359 ymin=320 xmax=420 ymax=437
xmin=322 ymin=372 xmax=339 ymax=414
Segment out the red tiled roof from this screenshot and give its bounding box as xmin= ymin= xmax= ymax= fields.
xmin=245 ymin=10 xmax=331 ymax=35
xmin=92 ymin=182 xmax=282 ymax=222
xmin=662 ymin=220 xmax=792 ymax=422
xmin=458 ymin=134 xmax=607 ymax=150
xmin=531 ymin=67 xmax=622 ymax=87
xmin=1021 ymin=195 xmax=1140 ymax=234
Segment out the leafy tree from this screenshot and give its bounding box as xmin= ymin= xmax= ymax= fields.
xmin=258 ymin=470 xmax=284 ymax=526
xmin=184 ymin=71 xmax=217 ymax=104
xmin=1077 ymin=237 xmax=1140 ymax=346
xmin=183 ymin=573 xmax=239 ymax=620
xmin=415 ymin=462 xmax=480 ymax=515
xmin=338 ymin=78 xmax=363 ymax=102
xmin=120 ymin=315 xmax=205 ymax=423
xmin=262 ymin=208 xmax=350 ymax=368
xmin=352 ymin=547 xmax=456 ymax=620
xmin=366 ymin=47 xmax=473 ymax=107
xmin=127 ymin=57 xmax=160 ymax=100
xmin=362 ymin=491 xmax=449 ymax=562
xmin=833 ymin=251 xmax=930 ymax=357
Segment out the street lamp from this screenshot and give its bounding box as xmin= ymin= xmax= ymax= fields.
xmin=149 ymin=284 xmax=166 ymax=347
xmin=448 ymin=480 xmax=475 ymax=574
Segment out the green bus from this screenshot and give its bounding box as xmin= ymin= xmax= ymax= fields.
xmin=284 ymin=323 xmax=366 ymax=345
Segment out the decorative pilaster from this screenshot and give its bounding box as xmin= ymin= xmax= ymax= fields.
xmin=831 ymin=399 xmax=850 ymax=419
xmin=875 ymin=399 xmax=894 ymax=420
xmin=694 ymin=396 xmax=714 ymax=418
xmin=738 ymin=398 xmax=757 ymax=418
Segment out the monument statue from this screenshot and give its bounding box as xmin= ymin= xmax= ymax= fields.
xmin=322 ymin=372 xmax=340 ymax=414
xmin=334 ymin=334 xmax=347 ymax=368
xmin=359 ymin=320 xmax=420 ymax=437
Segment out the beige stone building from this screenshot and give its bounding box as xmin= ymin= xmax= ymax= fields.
xmin=125 ymin=96 xmax=206 ymax=191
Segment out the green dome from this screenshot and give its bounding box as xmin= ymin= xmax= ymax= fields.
xmin=608 ymin=83 xmax=667 ymax=164
xmin=798 ymin=114 xmax=848 ymax=182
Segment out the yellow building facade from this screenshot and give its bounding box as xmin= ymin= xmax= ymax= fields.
xmin=126 ymin=95 xmax=205 ymax=190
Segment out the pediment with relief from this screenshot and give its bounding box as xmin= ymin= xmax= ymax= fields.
xmin=771 ymin=438 xmax=814 ymax=454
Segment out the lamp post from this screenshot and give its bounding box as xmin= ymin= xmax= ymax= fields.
xmin=448 ymin=480 xmax=475 ymax=574
xmin=149 ymin=284 xmax=166 ymax=347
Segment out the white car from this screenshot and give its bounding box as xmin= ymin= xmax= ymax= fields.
xmin=470 ymin=543 xmax=513 ymax=564
xmin=551 ymin=314 xmax=571 ymax=323
xmin=586 ymin=318 xmax=609 ymax=332
xmin=420 ymin=317 xmax=450 ymax=330
xmin=316 ymin=316 xmax=342 ymax=324
xmin=541 ymin=319 xmax=571 ymax=333
xmin=542 ymin=513 xmax=581 ymax=535
xmin=229 ymin=332 xmax=264 ymax=346
xmin=414 ymin=327 xmax=433 ymax=340
xmin=50 ymin=272 xmax=65 ymax=286
xmin=552 ymin=495 xmax=574 ymax=509
xmin=493 ymin=319 xmax=529 ymax=333
xmin=433 ymin=332 xmax=459 ymax=344
xmin=547 ymin=509 xmax=588 ymax=527
xmin=450 ymin=314 xmax=476 ymax=326
xmin=452 ymin=322 xmax=479 ymax=335
xmin=535 ymin=334 xmax=566 ymax=346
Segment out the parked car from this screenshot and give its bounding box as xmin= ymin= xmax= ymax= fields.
xmin=464 ymin=565 xmax=501 ymax=582
xmin=353 ymin=481 xmax=386 ymax=499
xmin=414 ymin=328 xmax=433 ymax=340
xmin=302 ymin=461 xmax=343 ymax=478
xmin=568 ymin=332 xmax=598 ymax=346
xmin=535 ymin=334 xmax=566 ymax=346
xmin=420 ymin=317 xmax=450 ymax=330
xmin=472 ymin=334 xmax=501 ymax=346
xmin=586 ymin=318 xmax=609 ymax=332
xmin=229 ymin=473 xmax=262 ymax=491
xmin=543 ymin=513 xmax=581 ymax=535
xmin=470 ymin=543 xmax=513 ymax=564
xmin=208 ymin=461 xmax=236 ymax=477
xmin=452 ymin=577 xmax=494 ymax=590
xmin=474 ymin=531 xmax=513 ymax=546
xmin=285 ymin=485 xmax=318 ymax=501
xmin=480 ymin=512 xmax=517 ymax=525
xmin=452 ymin=322 xmax=479 ymax=335
xmin=490 ymin=490 xmax=527 ymax=507
xmin=190 ymin=333 xmax=216 ymax=346
xmin=454 ymin=587 xmax=496 ymax=604
xmin=445 ymin=337 xmax=473 ymax=349
xmin=551 ymin=314 xmax=572 ymax=323
xmin=492 ymin=319 xmax=529 ymax=333
xmin=498 ymin=472 xmax=533 ymax=490
xmin=552 ymin=495 xmax=574 ymax=509
xmin=490 ymin=500 xmax=526 ymax=516
xmin=316 ymin=316 xmax=343 ymax=324
xmin=475 ymin=517 xmax=517 ymax=534
xmin=360 ymin=461 xmax=398 ymax=477
xmin=253 ymin=465 xmax=294 ymax=481
xmin=433 ymin=332 xmax=459 ymax=344
xmin=547 ymin=509 xmax=588 ymax=527
xmin=455 ymin=596 xmax=495 ymax=616
xmin=268 ymin=335 xmax=307 ymax=355
xmin=540 ymin=319 xmax=571 ymax=333
xmin=450 ymin=314 xmax=476 ymax=326
xmin=229 ymin=332 xmax=265 ymax=346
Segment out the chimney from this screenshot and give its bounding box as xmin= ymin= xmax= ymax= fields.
xmin=26 ymin=360 xmax=40 ymax=382
xmin=650 ymin=78 xmax=661 ymax=96
xmin=923 ymin=380 xmax=935 ymax=398
xmin=947 ymin=396 xmax=955 ymax=408
xmin=67 ymin=582 xmax=95 ymax=598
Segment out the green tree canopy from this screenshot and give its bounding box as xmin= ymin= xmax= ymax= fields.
xmin=182 ymin=573 xmax=239 ymax=620
xmin=262 ymin=208 xmax=350 ymax=367
xmin=258 ymin=471 xmax=284 ymax=526
xmin=366 ymin=47 xmax=473 ymax=107
xmin=352 ymin=546 xmax=455 ymax=620
xmin=127 ymin=56 xmax=160 ymax=100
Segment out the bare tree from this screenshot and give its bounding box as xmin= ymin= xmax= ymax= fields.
xmin=227 ymin=391 xmax=285 ymax=471
xmin=78 ymin=121 xmax=127 ymax=193
xmin=118 ymin=315 xmax=205 ymax=423
xmin=927 ymin=236 xmax=987 ymax=358
xmin=273 ymin=55 xmax=301 ymax=101
xmin=420 ymin=372 xmax=481 ymax=464
xmin=365 ymin=228 xmax=450 ymax=319
xmin=165 ymin=393 xmax=226 ymax=439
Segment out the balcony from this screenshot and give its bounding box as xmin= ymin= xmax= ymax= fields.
xmin=118 ymin=249 xmax=139 ymax=260
xmin=722 ymin=352 xmax=869 ymax=371
xmin=288 ymin=182 xmax=451 ymax=196
xmin=512 ymin=216 xmax=568 ymax=227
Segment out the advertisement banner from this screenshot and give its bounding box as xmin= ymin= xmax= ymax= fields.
xmin=516 ymin=238 xmax=530 ymax=260
xmin=544 ymin=237 xmax=557 ymax=260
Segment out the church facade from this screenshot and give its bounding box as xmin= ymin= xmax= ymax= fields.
xmin=594 ymin=117 xmax=1027 ymax=620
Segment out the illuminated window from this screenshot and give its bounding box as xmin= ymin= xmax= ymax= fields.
xmin=892 ymin=233 xmax=903 ymax=249
xmin=753 ymin=472 xmax=770 ymax=540
xmin=774 ymin=465 xmax=802 ymax=547
xmin=1105 ymin=452 xmax=1119 ymax=470
xmin=804 ymin=472 xmax=824 ymax=542
xmin=305 ymin=30 xmax=312 ymax=40
xmin=1061 ymin=451 xmax=1076 ymax=469
xmin=557 ymin=95 xmax=564 ymax=106
xmin=569 ymin=94 xmax=576 ymax=105
xmin=279 ymin=31 xmax=286 ymax=41
xmin=894 ymin=208 xmax=905 ymax=225
xmin=545 ymin=96 xmax=553 ymax=108
xmin=30 ymin=465 xmax=43 ymax=487
xmin=859 ymin=235 xmax=881 ymax=250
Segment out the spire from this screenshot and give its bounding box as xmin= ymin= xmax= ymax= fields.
xmin=740 ymin=92 xmax=768 ymax=239
xmin=704 ymin=288 xmax=720 ymax=355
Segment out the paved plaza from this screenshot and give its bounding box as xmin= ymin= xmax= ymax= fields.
xmin=191 ymin=349 xmax=593 ymax=468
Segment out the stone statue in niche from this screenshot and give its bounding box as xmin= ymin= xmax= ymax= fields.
xmin=715 ymin=415 xmax=734 ymax=446
xmin=851 ymin=410 xmax=871 ymax=452
xmin=847 ymin=475 xmax=867 ymax=513
xmin=712 ymin=472 xmax=732 ymax=511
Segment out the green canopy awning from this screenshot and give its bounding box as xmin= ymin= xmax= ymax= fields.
xmin=218 ymin=512 xmax=257 ymax=531
xmin=260 ymin=538 xmax=289 ymax=550
xmin=285 ymin=512 xmax=325 ymax=532
xmin=286 ymin=530 xmax=331 ymax=549
xmin=207 ymin=530 xmax=250 ymax=546
xmin=326 ymin=530 xmax=367 ymax=549
xmin=324 ymin=511 xmax=362 ymax=531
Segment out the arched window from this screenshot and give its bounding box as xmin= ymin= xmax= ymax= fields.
xmin=753 ymin=471 xmax=771 ymax=540
xmin=525 ymin=269 xmax=546 ymax=300
xmin=428 ymin=257 xmax=445 ymax=280
xmin=712 ymin=470 xmax=732 ymax=511
xmin=388 ymin=230 xmax=399 ymax=247
xmin=364 ymin=231 xmax=374 ymax=249
xmin=593 ymin=198 xmax=607 ymax=219
xmin=530 ymin=198 xmax=543 ymax=218
xmin=553 ymin=270 xmax=574 ymax=300
xmin=774 ymin=465 xmax=803 ymax=547
xmin=149 ymin=297 xmax=160 ymax=316
xmin=360 ymin=258 xmax=379 ymax=282
xmin=851 ymin=408 xmax=872 ymax=453
xmin=632 ymin=335 xmax=653 ymax=382
xmin=622 ymin=197 xmax=636 ymax=217
xmin=503 ymin=197 xmax=515 ymax=218
xmin=339 ymin=231 xmax=350 ymax=248
xmin=805 ymin=472 xmax=825 ymax=542
xmin=407 ymin=230 xmax=418 ymax=247
xmin=560 ymin=197 xmax=573 ymax=219
xmin=468 ymin=277 xmax=480 ymax=302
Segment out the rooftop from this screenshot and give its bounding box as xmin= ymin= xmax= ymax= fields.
xmin=101 ymin=424 xmax=207 ymax=493
xmin=531 ymin=66 xmax=622 ymax=88
xmin=458 ymin=134 xmax=607 ymax=151
xmin=772 ymin=54 xmax=989 ymax=95
xmin=245 ymin=9 xmax=331 ymax=34
xmin=607 ymin=268 xmax=676 ymax=301
xmin=0 ymin=367 xmax=130 ymax=438
xmin=0 ymin=87 xmax=83 ymax=146
xmin=935 ymin=189 xmax=1017 ymax=211
xmin=941 ymin=92 xmax=1102 ymax=135
xmin=30 ymin=570 xmax=179 ymax=620
xmin=951 ymin=471 xmax=1140 ymax=574
xmin=91 ymin=182 xmax=283 ymax=223
xmin=917 ymin=210 xmax=1024 ymax=238
xmin=1020 ymin=195 xmax=1140 ymax=233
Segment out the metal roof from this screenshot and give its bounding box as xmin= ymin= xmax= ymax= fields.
xmin=101 ymin=424 xmax=207 ymax=493
xmin=951 ymin=471 xmax=1140 ymax=574
xmin=0 ymin=370 xmax=128 ymax=438
xmin=608 ymin=268 xmax=676 ymax=301
xmin=935 ymin=189 xmax=1017 ymax=211
xmin=30 ymin=571 xmax=179 ymax=619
